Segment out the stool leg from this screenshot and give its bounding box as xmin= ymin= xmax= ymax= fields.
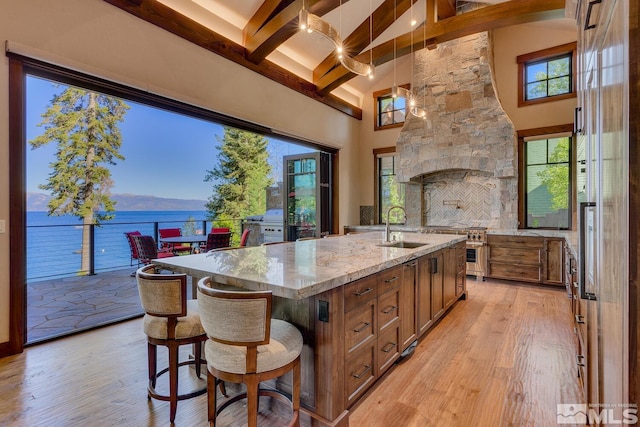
xmin=246 ymin=375 xmax=259 ymax=427
xmin=168 ymin=343 xmax=178 ymax=423
xmin=195 ymin=341 xmax=202 ymax=378
xmin=148 ymin=342 xmax=157 ymax=393
xmin=207 ymin=371 xmax=217 ymax=427
xmin=292 ymin=358 xmax=301 ymax=426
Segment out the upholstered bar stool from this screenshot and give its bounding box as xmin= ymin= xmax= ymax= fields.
xmin=197 ymin=277 xmax=303 ymax=427
xmin=136 ymin=265 xmax=220 ymax=422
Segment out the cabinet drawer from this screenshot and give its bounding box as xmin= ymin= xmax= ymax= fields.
xmin=487 ymin=235 xmax=543 ymax=247
xmin=377 ymin=265 xmax=402 ymax=295
xmin=489 ymin=246 xmax=541 ymax=264
xmin=344 ymin=275 xmax=377 ymax=312
xmin=487 ymin=262 xmax=541 ymax=283
xmin=345 ymin=343 xmax=376 ymax=407
xmin=345 ymin=299 xmax=376 ymax=356
xmin=378 ymin=288 xmax=399 ymax=332
xmin=377 ymin=325 xmax=400 ymax=374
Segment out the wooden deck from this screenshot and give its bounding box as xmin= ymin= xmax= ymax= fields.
xmin=3 ymin=277 xmax=584 ymax=426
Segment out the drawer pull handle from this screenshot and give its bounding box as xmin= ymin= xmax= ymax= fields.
xmin=354 ymin=287 xmax=374 ymax=297
xmin=576 ymin=354 xmax=585 ymax=367
xmin=381 ymin=342 xmax=397 ymax=353
xmin=575 ymin=314 xmax=585 ymax=324
xmin=382 ymin=305 xmax=397 ymax=314
xmin=573 ymin=281 xmax=579 ymax=289
xmin=384 ymin=276 xmax=399 ymax=283
xmin=352 ymin=364 xmax=372 ymax=379
xmin=353 ymin=322 xmax=371 ymax=333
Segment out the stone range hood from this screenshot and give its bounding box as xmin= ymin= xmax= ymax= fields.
xmin=397 ymin=32 xmax=518 ymax=230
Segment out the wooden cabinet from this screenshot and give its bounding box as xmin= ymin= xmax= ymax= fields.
xmin=416 ymin=255 xmax=433 ymax=337
xmin=400 ymin=261 xmax=417 ymax=351
xmin=343 ymin=264 xmax=402 ymax=407
xmin=486 ymin=235 xmax=564 ymax=285
xmin=543 ymin=238 xmax=564 ymax=285
xmin=443 ymin=247 xmax=457 ymax=309
xmin=340 ymin=242 xmax=468 ymax=409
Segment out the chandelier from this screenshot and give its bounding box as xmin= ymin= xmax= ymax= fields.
xmin=298 ymin=8 xmax=374 ymax=79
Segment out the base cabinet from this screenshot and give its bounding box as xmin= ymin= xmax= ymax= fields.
xmin=486 ymin=235 xmax=564 ymax=285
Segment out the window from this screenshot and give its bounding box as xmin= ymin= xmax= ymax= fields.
xmin=374 ymin=149 xmax=405 ymax=224
xmin=373 ymin=85 xmax=409 ymax=130
xmin=517 ymin=42 xmax=576 ymax=107
xmin=520 ymin=133 xmax=573 ymax=229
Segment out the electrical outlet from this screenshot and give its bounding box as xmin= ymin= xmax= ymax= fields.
xmin=0 ymin=220 xmax=5 ymax=233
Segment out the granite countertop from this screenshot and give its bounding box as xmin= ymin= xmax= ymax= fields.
xmin=154 ymin=231 xmax=465 ymax=300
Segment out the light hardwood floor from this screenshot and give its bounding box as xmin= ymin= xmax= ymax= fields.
xmin=0 ymin=278 xmax=583 ymax=426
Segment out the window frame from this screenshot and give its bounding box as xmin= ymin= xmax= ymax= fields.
xmin=517 ymin=124 xmax=576 ymax=230
xmin=373 ymin=147 xmax=406 ymax=224
xmin=373 ymin=84 xmax=410 ymax=131
xmin=517 ymin=42 xmax=577 ymax=107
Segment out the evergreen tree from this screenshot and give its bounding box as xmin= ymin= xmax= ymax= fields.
xmin=30 ymin=86 xmax=129 ymax=274
xmin=205 ymin=127 xmax=273 ymax=243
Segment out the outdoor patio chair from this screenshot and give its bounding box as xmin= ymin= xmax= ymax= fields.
xmin=158 ymin=228 xmax=191 ymax=253
xmin=132 ymin=235 xmax=175 ymax=265
xmin=204 ymin=232 xmax=231 ymax=252
xmin=239 ymin=228 xmax=251 ymax=247
xmin=124 ymin=231 xmax=142 ymax=266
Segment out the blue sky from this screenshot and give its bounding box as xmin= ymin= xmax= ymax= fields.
xmin=26 ymin=76 xmax=312 ymax=201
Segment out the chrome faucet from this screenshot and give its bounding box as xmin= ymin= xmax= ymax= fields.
xmin=385 ymin=205 xmax=407 ymax=242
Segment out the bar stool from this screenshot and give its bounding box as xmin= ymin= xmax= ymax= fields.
xmin=136 ymin=265 xmax=224 ymax=422
xmin=197 ymin=277 xmax=303 ymax=427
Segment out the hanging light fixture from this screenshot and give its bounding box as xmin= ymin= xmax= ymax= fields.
xmin=298 ymin=3 xmax=374 ymax=78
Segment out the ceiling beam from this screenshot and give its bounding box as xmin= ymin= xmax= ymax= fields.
xmin=243 ymin=0 xmax=349 ymax=64
xmin=315 ymin=0 xmax=566 ymax=93
xmin=435 ymin=0 xmax=456 ymax=20
xmin=102 ymin=0 xmax=362 ymax=119
xmin=313 ymin=0 xmax=416 ymax=82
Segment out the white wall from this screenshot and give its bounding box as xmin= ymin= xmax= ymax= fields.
xmin=492 ymin=20 xmax=578 ymax=130
xmin=0 ymin=0 xmax=360 ymax=344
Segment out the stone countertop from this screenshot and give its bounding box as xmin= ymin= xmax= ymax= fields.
xmin=153 ymin=231 xmax=465 ymax=300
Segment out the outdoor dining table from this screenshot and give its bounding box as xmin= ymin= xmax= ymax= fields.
xmin=158 ymin=235 xmax=207 ymax=254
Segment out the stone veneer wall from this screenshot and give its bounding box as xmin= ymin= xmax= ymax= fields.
xmin=396 ymin=32 xmax=518 ymax=229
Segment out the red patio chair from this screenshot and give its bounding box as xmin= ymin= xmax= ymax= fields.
xmin=158 ymin=228 xmax=191 ymax=253
xmin=132 ymin=235 xmax=175 ymax=265
xmin=125 ymin=231 xmax=142 ymax=266
xmin=239 ymin=229 xmax=250 ymax=247
xmin=204 ymin=232 xmax=231 ymax=252
xmin=210 ymin=227 xmax=230 ymax=234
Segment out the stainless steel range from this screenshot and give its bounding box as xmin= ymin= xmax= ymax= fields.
xmin=423 ymin=226 xmax=487 ymax=280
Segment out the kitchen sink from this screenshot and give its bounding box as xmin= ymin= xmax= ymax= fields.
xmin=378 ymin=241 xmax=428 ymax=249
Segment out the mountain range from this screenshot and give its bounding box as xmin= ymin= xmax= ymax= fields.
xmin=27 ymin=192 xmax=207 ymax=211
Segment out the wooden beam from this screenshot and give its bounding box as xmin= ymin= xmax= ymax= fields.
xmin=102 ymin=0 xmax=362 ymax=119
xmin=435 ymin=0 xmax=456 ymax=20
xmin=316 ymin=0 xmax=566 ymax=93
xmin=244 ymin=0 xmax=348 ymax=64
xmin=313 ymin=0 xmax=416 ymax=82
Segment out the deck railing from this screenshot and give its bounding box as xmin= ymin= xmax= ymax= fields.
xmin=27 ymin=218 xmax=243 ymax=281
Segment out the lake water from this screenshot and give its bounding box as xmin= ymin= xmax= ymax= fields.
xmin=27 ymin=210 xmax=210 ymax=281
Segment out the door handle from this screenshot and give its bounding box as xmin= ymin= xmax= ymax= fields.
xmin=584 ymin=0 xmax=602 ymax=30
xmin=579 ymin=202 xmax=597 ymax=301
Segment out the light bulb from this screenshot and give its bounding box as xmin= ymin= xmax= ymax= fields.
xmin=411 ymin=19 xmax=417 ymax=26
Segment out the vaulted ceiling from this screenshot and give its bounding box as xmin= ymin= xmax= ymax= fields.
xmin=102 ymin=0 xmax=567 ymax=118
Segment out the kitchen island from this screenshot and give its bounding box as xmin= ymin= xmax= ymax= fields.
xmin=154 ymin=231 xmax=467 ymax=426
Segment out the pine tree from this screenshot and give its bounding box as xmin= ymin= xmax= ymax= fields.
xmin=30 ymin=86 xmax=129 ymax=274
xmin=205 ymin=127 xmax=273 ymax=244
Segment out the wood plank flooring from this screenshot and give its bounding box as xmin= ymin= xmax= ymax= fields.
xmin=0 ymin=278 xmax=583 ymax=426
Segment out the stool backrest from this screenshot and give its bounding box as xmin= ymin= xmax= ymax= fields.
xmin=197 ymin=277 xmax=271 ymax=347
xmin=136 ymin=264 xmax=187 ymax=318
